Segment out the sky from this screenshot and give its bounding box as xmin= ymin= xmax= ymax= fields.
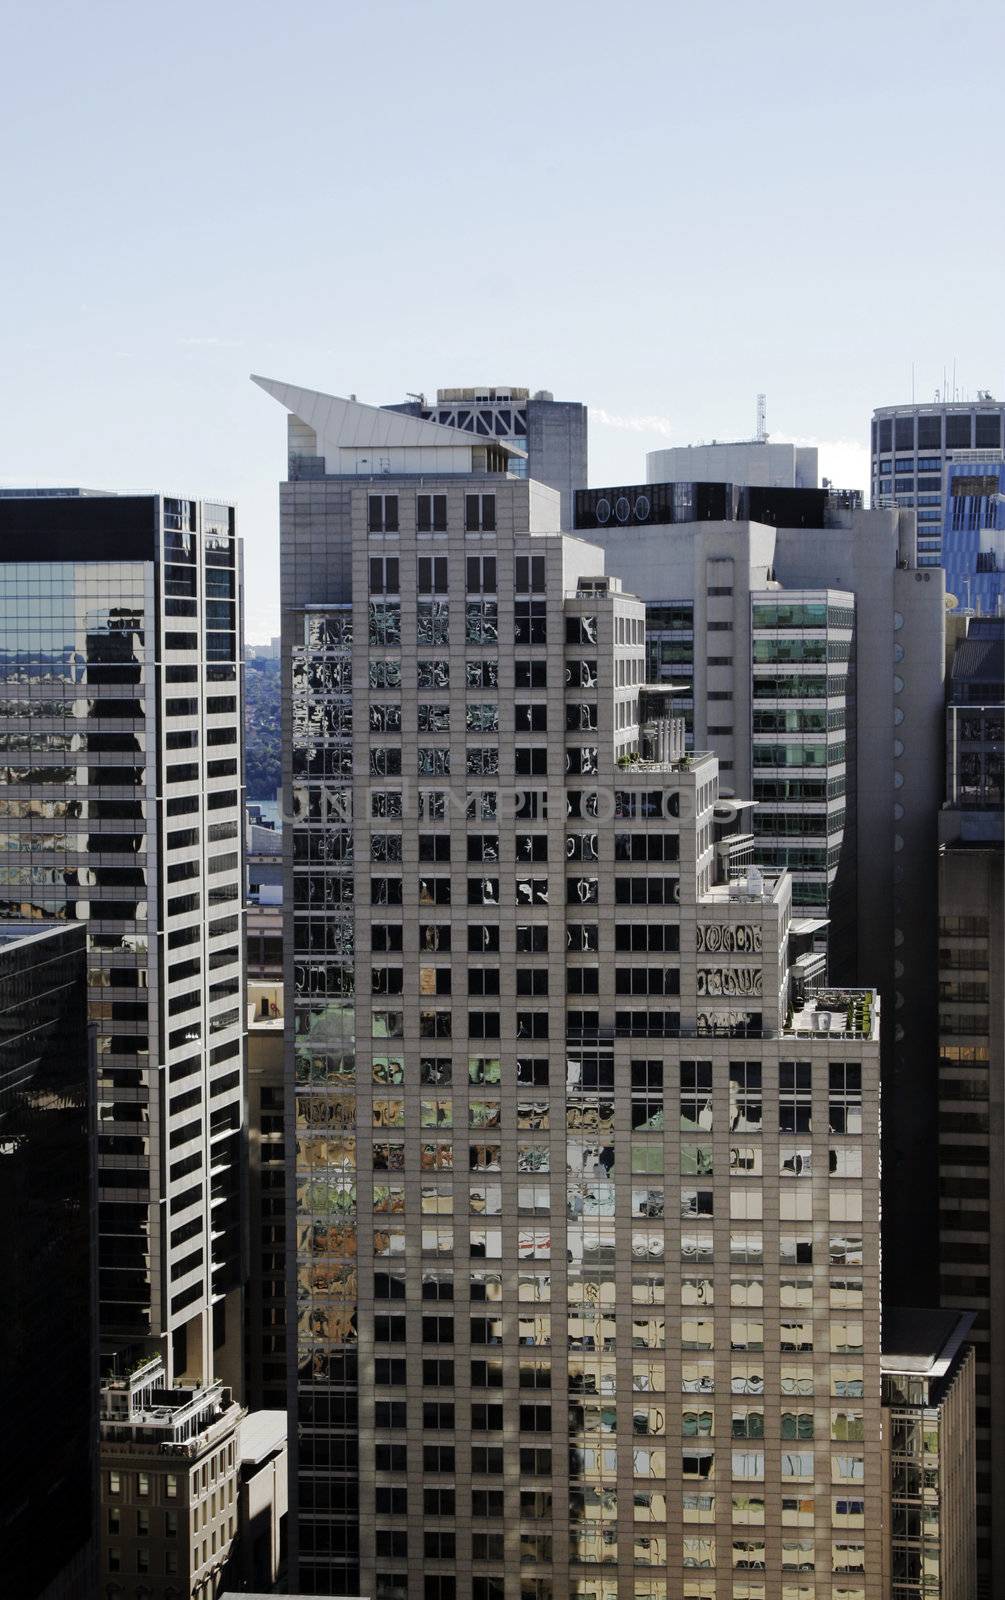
xmin=2 ymin=0 xmax=1003 ymax=640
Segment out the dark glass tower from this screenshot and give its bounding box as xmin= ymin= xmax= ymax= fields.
xmin=0 ymin=921 xmax=97 ymax=1597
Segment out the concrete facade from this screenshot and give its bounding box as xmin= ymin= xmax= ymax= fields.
xmin=233 ymin=1410 xmax=288 ymax=1590
xmin=583 ymin=503 xmax=946 ymax=1304
xmin=100 ymin=1357 xmax=243 ymax=1600
xmin=647 ymin=440 xmax=818 ymax=490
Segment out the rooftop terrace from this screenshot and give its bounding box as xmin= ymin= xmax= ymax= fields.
xmin=786 ymin=987 xmax=879 ymax=1042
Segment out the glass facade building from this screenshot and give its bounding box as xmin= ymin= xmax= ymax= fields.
xmin=870 ymin=400 xmax=1005 ymax=569
xmin=750 ymin=593 xmax=855 ymax=923
xmin=260 ymin=380 xmax=885 ymax=1600
xmin=0 ymin=492 xmax=246 ymax=1388
xmin=0 ymin=920 xmax=96 ymax=1598
xmin=937 ymin=617 xmax=1004 ymax=1596
xmin=940 ymin=462 xmax=1005 ymax=617
xmin=881 ymin=1310 xmax=976 ymax=1600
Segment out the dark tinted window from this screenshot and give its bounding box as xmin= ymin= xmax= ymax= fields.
xmin=917 ymin=415 xmax=942 ymax=449
xmin=894 ymin=417 xmax=914 ymax=451
xmin=975 ymin=415 xmax=1001 ymax=448
xmin=945 ymin=415 xmax=971 ymax=448
xmin=877 ymin=419 xmax=892 ymax=453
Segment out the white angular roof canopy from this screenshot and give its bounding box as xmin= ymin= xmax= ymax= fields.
xmin=251 ymin=374 xmax=526 ymax=459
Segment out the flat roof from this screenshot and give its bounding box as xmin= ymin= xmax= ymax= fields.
xmin=239 ymin=1409 xmax=287 ymax=1466
xmin=882 ymin=1307 xmax=975 ymax=1375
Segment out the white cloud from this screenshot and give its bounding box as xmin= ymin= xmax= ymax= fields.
xmin=591 ymin=407 xmax=674 ymax=440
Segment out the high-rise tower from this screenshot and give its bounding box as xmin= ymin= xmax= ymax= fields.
xmin=870 ymin=396 xmax=1005 ymax=569
xmin=0 ymin=490 xmax=246 ymax=1387
xmin=259 ymin=376 xmax=884 ymax=1600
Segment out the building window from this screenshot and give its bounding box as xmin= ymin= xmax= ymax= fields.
xmin=417 ymin=556 xmax=449 ymax=594
xmin=465 ymin=494 xmax=496 ymax=533
xmin=515 ymin=555 xmax=547 ymax=592
xmin=369 ymin=494 xmax=399 ymax=533
xmin=369 ymin=556 xmax=400 ymax=593
xmin=466 ymin=556 xmax=497 ymax=593
xmin=417 ymin=493 xmax=448 ymax=533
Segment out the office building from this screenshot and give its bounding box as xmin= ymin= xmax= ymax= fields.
xmin=881 ymin=1309 xmax=976 ymax=1600
xmin=0 ymin=920 xmax=97 ymax=1599
xmin=941 ymin=459 xmax=1005 ymax=616
xmin=0 ymin=491 xmax=246 ymax=1387
xmin=257 ymin=375 xmax=884 ymax=1600
xmin=100 ymin=1355 xmax=243 ymax=1597
xmin=576 ymin=489 xmax=856 ymax=929
xmin=870 ymin=396 xmax=1005 ymax=567
xmin=579 ymin=485 xmax=945 ymax=1304
xmin=936 ymin=616 xmax=1003 ymax=1595
xmin=385 ymin=385 xmax=588 ymax=526
xmin=647 ymin=438 xmax=818 ymax=491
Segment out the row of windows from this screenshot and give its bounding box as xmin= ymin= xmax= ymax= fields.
xmin=368 ymin=493 xmax=498 ymax=534
xmin=370 ymin=554 xmax=549 ymax=595
xmin=873 ymin=413 xmax=1002 ymax=452
xmin=366 ymin=602 xmax=619 ymax=650
xmin=305 ymin=873 xmax=686 ymax=909
xmin=751 ymin=604 xmax=852 ymax=630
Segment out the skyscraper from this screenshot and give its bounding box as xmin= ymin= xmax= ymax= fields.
xmin=936 ymin=615 xmax=1004 ymax=1595
xmin=869 ymin=396 xmax=1005 ymax=569
xmin=259 ymin=376 xmax=884 ymax=1600
xmin=0 ymin=920 xmax=97 ymax=1599
xmin=0 ymin=491 xmax=246 ymax=1387
xmin=577 ymin=483 xmax=946 ymax=1305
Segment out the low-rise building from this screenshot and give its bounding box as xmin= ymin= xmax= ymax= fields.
xmin=232 ymin=1410 xmax=288 ymax=1591
xmin=100 ymin=1357 xmax=243 ymax=1599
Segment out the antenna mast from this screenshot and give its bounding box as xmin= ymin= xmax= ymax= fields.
xmin=756 ymin=393 xmax=767 ymax=443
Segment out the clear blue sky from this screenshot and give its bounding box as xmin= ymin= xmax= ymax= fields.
xmin=3 ymin=0 xmax=1002 ymax=639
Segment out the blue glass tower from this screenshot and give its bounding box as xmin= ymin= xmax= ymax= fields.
xmin=942 ymin=461 xmax=1005 ymax=615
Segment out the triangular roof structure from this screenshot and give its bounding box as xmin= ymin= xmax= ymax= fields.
xmin=251 ymin=375 xmax=525 ymax=459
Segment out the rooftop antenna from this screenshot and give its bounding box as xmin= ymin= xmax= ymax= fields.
xmin=756 ymin=393 xmax=767 ymax=444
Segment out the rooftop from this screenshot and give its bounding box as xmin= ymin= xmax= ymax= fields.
xmin=101 ymin=1357 xmax=241 ymax=1453
xmin=882 ymin=1307 xmax=975 ymax=1377
xmin=786 ymin=987 xmax=879 ymax=1042
xmin=240 ymin=1409 xmax=287 ymax=1468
